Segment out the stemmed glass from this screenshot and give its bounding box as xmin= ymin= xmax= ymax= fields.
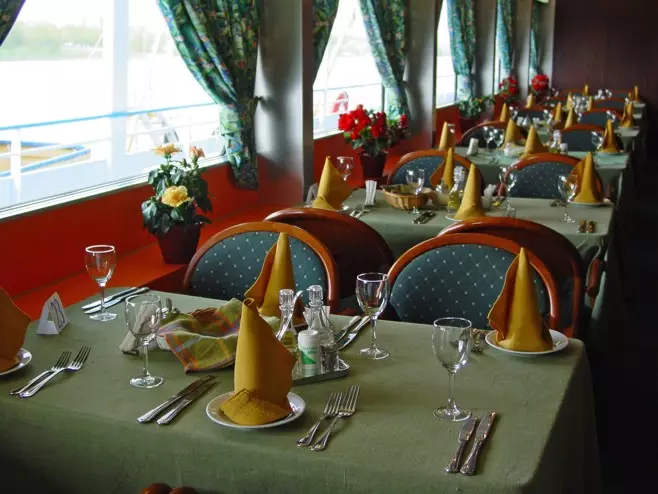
xmin=405 ymin=168 xmax=425 ymax=215
xmin=84 ymin=245 xmax=117 ymax=322
xmin=492 ymin=128 xmax=505 ymax=164
xmin=335 ymin=156 xmax=354 ymax=181
xmin=432 ymin=317 xmax=472 ymax=422
xmin=356 ymin=273 xmax=390 ymax=360
xmin=606 ymin=111 xmax=618 ymax=126
xmin=483 ymin=126 xmax=494 ymax=155
xmin=557 ymin=175 xmax=577 ymax=223
xmin=125 ymin=294 xmax=164 ymax=388
xmin=591 ymin=131 xmax=604 ymax=160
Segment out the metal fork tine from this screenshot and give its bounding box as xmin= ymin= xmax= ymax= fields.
xmin=323 ymin=392 xmax=337 ymax=414
xmin=348 ymin=385 xmax=360 ymax=412
xmin=77 ymin=346 xmax=91 ymax=367
xmin=58 ymin=351 xmax=71 ymax=368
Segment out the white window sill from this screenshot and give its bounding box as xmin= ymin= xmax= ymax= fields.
xmin=313 ymin=129 xmax=344 ymax=140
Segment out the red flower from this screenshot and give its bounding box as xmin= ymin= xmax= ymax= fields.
xmin=399 ymin=114 xmax=408 ymax=128
xmin=338 ymin=113 xmax=355 ymax=132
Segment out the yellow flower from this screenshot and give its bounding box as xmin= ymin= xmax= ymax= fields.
xmin=161 ymin=185 xmax=190 ymax=208
xmin=154 ymin=144 xmax=181 ymax=156
xmin=190 ymin=146 xmax=205 ymax=159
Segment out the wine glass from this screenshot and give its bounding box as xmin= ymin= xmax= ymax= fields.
xmin=432 ymin=317 xmax=472 ymax=422
xmin=557 ymin=175 xmax=577 ymax=223
xmin=493 ymin=128 xmax=505 ymax=163
xmin=84 ymin=245 xmax=117 ymax=322
xmin=483 ymin=125 xmax=494 ymax=154
xmin=356 ymin=273 xmax=390 ymax=360
xmin=335 ymin=156 xmax=354 ymax=181
xmin=591 ymin=131 xmax=604 ymax=155
xmin=405 ymin=168 xmax=425 ymax=215
xmin=125 ymin=294 xmax=164 ymax=388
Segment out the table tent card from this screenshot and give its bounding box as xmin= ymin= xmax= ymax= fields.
xmin=37 ymin=292 xmax=70 ymax=335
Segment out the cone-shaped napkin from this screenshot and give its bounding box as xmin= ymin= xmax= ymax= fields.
xmin=620 ymin=103 xmax=636 ymax=128
xmin=522 ymin=126 xmax=548 ymax=158
xmin=600 ymin=120 xmax=620 ymax=153
xmin=503 ymin=118 xmax=524 ymax=144
xmin=633 ymin=85 xmax=640 ymax=101
xmin=566 ymin=93 xmax=574 ymax=109
xmin=526 ymin=94 xmax=535 ymax=108
xmin=453 ymin=165 xmax=485 ymax=220
xmin=430 ymin=148 xmax=456 ymax=189
xmin=220 ymin=299 xmax=296 ymax=425
xmin=312 ymin=157 xmax=352 ymax=210
xmin=587 ymin=97 xmax=594 ymax=111
xmin=552 ymin=102 xmax=564 ymax=129
xmin=488 ymin=248 xmax=553 ymax=352
xmin=583 ymin=84 xmax=589 ymax=96
xmin=572 ymin=152 xmax=603 ymax=204
xmin=499 ymin=103 xmax=510 ymax=123
xmin=564 ymin=108 xmax=577 ymax=129
xmin=438 ymin=122 xmax=456 ymax=150
xmin=0 ymin=287 xmax=30 ymax=372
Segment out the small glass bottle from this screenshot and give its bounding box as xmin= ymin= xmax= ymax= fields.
xmin=550 ymin=130 xmax=562 ymax=153
xmin=446 ymin=168 xmax=465 ymax=213
xmin=306 ymin=285 xmax=339 ymax=372
xmin=276 ymin=289 xmax=299 ymax=375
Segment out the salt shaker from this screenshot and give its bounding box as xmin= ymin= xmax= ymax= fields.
xmin=467 ymin=138 xmax=479 ymax=156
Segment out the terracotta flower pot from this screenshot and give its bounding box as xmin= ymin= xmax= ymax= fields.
xmin=157 ymin=224 xmax=202 ymax=264
xmin=359 ymin=152 xmax=387 ymax=181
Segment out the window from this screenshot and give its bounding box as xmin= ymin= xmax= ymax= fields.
xmin=313 ymin=1 xmax=383 ymax=136
xmin=435 ymin=3 xmax=456 ymax=106
xmin=0 ymin=0 xmax=223 ymax=211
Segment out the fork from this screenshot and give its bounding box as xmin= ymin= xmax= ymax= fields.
xmin=9 ymin=351 xmax=71 ymax=396
xmin=311 ymin=384 xmax=360 ymax=451
xmin=19 ymin=346 xmax=91 ymax=398
xmin=297 ymin=392 xmax=341 ymax=447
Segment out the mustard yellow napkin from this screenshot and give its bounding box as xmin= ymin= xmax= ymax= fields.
xmin=572 ymin=152 xmax=603 ymax=204
xmin=488 ymin=248 xmax=553 ymax=352
xmin=0 ymin=287 xmax=30 ymax=372
xmin=430 ymin=147 xmax=456 ymax=189
xmin=526 ymin=94 xmax=535 ymax=108
xmin=503 ymin=119 xmax=524 ymax=144
xmin=587 ymin=97 xmax=594 ymax=111
xmin=453 ymin=165 xmax=485 ymax=220
xmin=438 ymin=122 xmax=456 ymax=151
xmin=312 ymin=157 xmax=352 ymax=210
xmin=564 ymin=108 xmax=577 ymax=129
xmin=220 ymin=299 xmax=296 ymax=425
xmin=583 ymin=84 xmax=589 ymax=96
xmin=620 ymin=103 xmax=636 ymax=128
xmin=600 ymin=120 xmax=620 ymax=153
xmin=552 ymin=102 xmax=564 ymax=129
xmin=566 ymin=93 xmax=574 ymax=110
xmin=499 ymin=103 xmax=510 ymax=123
xmin=522 ymin=126 xmax=548 ymax=158
xmin=633 ymin=85 xmax=640 ymax=101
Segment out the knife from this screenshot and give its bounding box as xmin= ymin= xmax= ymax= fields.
xmin=412 ymin=212 xmax=431 ymax=224
xmin=334 ymin=315 xmax=363 ymax=343
xmin=445 ymin=416 xmax=478 ymax=473
xmin=137 ymin=376 xmax=216 ymax=423
xmin=84 ymin=287 xmax=150 ymax=314
xmin=460 ymin=411 xmax=497 ymax=475
xmin=337 ymin=316 xmax=371 ymax=350
xmin=156 ymin=378 xmax=218 ymax=425
xmin=419 ymin=211 xmax=436 ymax=224
xmin=80 ymin=287 xmax=141 ymax=310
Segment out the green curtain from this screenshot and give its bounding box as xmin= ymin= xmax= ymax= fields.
xmin=359 ymin=0 xmax=409 ymax=118
xmin=0 ymin=0 xmax=25 ymax=47
xmin=158 ymin=0 xmax=260 ymax=189
xmin=312 ymin=0 xmax=340 ymax=81
xmin=445 ymin=0 xmax=476 ymax=100
xmin=529 ymin=0 xmax=542 ymax=78
xmin=495 ymin=0 xmax=515 ymax=77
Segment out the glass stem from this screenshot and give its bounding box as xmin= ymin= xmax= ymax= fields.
xmin=142 ymin=341 xmax=151 ymax=379
xmin=370 ymin=317 xmax=379 ymax=350
xmin=447 ymin=371 xmax=457 ymax=412
xmin=564 ymin=202 xmax=569 ymax=220
xmin=98 ymin=282 xmax=106 ymax=314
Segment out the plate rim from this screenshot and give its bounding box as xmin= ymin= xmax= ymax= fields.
xmin=205 ymin=391 xmax=306 ymax=430
xmin=0 ymin=347 xmax=32 ymax=376
xmin=567 ymin=200 xmax=609 ymax=207
xmin=485 ymin=329 xmax=568 ymax=356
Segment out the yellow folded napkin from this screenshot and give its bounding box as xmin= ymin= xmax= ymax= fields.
xmin=499 ymin=103 xmax=510 ymax=123
xmin=526 ymin=94 xmax=535 ymax=108
xmin=430 ymin=147 xmax=456 ymax=189
xmin=620 ymin=103 xmax=636 ymax=128
xmin=583 ymin=84 xmax=589 ymax=96
xmin=522 ymin=126 xmax=548 ymax=158
xmin=0 ymin=287 xmax=30 ymax=372
xmin=587 ymin=97 xmax=594 ymax=111
xmin=488 ymin=248 xmax=553 ymax=352
xmin=438 ymin=122 xmax=456 ymax=151
xmin=503 ymin=118 xmax=524 ymax=144
xmin=572 ymin=152 xmax=603 ymax=203
xmin=600 ymin=120 xmax=620 ymax=153
xmin=453 ymin=165 xmax=485 ymax=220
xmin=220 ymin=299 xmax=296 ymax=426
xmin=633 ymin=85 xmax=640 ymax=101
xmin=564 ymin=108 xmax=577 ymax=129
xmin=552 ymin=102 xmax=564 ymax=129
xmin=312 ymin=157 xmax=352 ymax=210
xmin=566 ymin=93 xmax=574 ymax=109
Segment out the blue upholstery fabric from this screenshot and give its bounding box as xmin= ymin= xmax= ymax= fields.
xmin=516 ymin=108 xmax=545 ymax=120
xmin=509 ymin=162 xmax=574 ymax=199
xmin=560 ymin=130 xmax=597 ymax=152
xmin=611 ymin=91 xmax=629 ymax=98
xmin=390 ymin=156 xmax=468 ymax=188
xmin=597 ymin=100 xmax=625 ymax=111
xmin=580 ymin=112 xmax=618 ymax=128
xmin=390 ymin=244 xmax=549 ymax=328
xmin=189 ymin=231 xmax=328 ymax=301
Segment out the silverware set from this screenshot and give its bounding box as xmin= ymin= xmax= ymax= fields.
xmin=350 ymin=204 xmax=372 ymax=219
xmin=335 ymin=315 xmax=370 ymax=350
xmin=82 ymin=287 xmax=150 ymax=314
xmin=297 ymin=384 xmax=360 ymax=451
xmin=445 ymin=411 xmax=497 ymax=475
xmin=137 ymin=376 xmax=217 ymax=425
xmin=412 ymin=211 xmax=436 ymax=224
xmin=9 ymin=346 xmax=91 ymax=397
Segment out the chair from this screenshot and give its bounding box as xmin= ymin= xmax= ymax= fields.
xmin=610 ymin=89 xmax=631 ymax=99
xmin=387 ymin=234 xmax=560 ymax=331
xmin=386 ymin=149 xmax=475 ymax=188
xmin=183 ymin=222 xmax=340 ymax=311
xmin=264 ymin=207 xmax=394 ymax=306
xmin=438 ymin=218 xmax=584 ymax=337
xmin=515 ymin=106 xmax=549 ymax=121
xmin=506 ymin=153 xmax=580 ymax=199
xmin=457 ymin=121 xmax=508 ymax=148
xmin=579 ymin=109 xmax=622 ymax=128
xmin=560 ymin=124 xmax=605 ymax=152
xmin=593 ymin=98 xmax=626 ymax=111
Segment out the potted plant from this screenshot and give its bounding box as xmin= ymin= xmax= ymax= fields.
xmin=530 ymin=74 xmax=550 ymax=102
xmin=337 ymin=105 xmax=409 ymax=180
xmin=457 ymin=95 xmax=493 ymax=133
xmin=498 ymin=75 xmax=519 ymax=105
xmin=141 ymin=144 xmax=212 ymax=264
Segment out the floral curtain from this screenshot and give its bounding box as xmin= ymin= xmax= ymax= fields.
xmin=313 ymin=0 xmax=339 ymax=81
xmin=529 ymin=0 xmax=542 ymax=78
xmin=445 ymin=0 xmax=476 ymax=100
xmin=495 ymin=0 xmax=515 ymax=77
xmin=158 ymin=0 xmax=260 ymax=189
xmin=359 ymin=0 xmax=409 ymax=118
xmin=0 ymin=0 xmax=25 ymax=47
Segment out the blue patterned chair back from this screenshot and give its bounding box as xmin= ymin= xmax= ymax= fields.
xmin=389 ymin=155 xmax=468 ymax=188
xmin=595 ymin=99 xmax=626 ymax=111
xmin=509 ymin=161 xmax=575 ymax=199
xmin=580 ymin=111 xmax=619 ymax=128
xmin=389 ymin=243 xmax=550 ymax=328
xmin=560 ymin=129 xmax=598 ymax=152
xmin=611 ymin=90 xmax=630 ymax=98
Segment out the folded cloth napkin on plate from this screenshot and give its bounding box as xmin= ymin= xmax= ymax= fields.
xmin=564 ymin=107 xmax=577 ymax=129
xmin=571 ymin=152 xmax=603 ymax=203
xmin=587 ymin=96 xmax=594 ymax=112
xmin=454 ymin=164 xmax=486 ymax=220
xmin=503 ymin=118 xmax=524 ymax=145
xmin=620 ymin=103 xmax=636 ymax=128
xmin=488 ymin=248 xmax=553 ymax=352
xmin=312 ymin=157 xmax=352 ymax=210
xmin=437 ymin=122 xmax=456 ymax=151
xmin=521 ymin=125 xmax=548 ymax=158
xmin=220 ymin=299 xmax=296 ymax=425
xmin=600 ymin=120 xmax=620 ymax=153
xmin=499 ymin=103 xmax=510 ymax=123
xmin=526 ymin=94 xmax=535 ymax=108
xmin=365 ymin=180 xmax=377 ymax=206
xmin=430 ymin=147 xmax=456 ymax=189
xmin=0 ymin=287 xmax=30 ymax=372
xmin=632 ymin=85 xmax=640 ymax=101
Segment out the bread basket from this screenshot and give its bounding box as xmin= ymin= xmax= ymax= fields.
xmin=381 ymin=185 xmax=435 ymax=211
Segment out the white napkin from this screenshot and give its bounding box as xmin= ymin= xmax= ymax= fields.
xmin=483 ymin=184 xmax=497 ymax=209
xmin=365 ymin=180 xmax=377 ymax=206
xmin=306 ymin=183 xmax=319 ymax=205
xmin=467 ymin=138 xmax=479 ymax=156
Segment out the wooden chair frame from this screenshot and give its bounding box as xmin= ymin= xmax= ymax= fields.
xmin=182 ymin=221 xmax=340 ymax=312
xmin=385 ymin=149 xmax=473 ymax=185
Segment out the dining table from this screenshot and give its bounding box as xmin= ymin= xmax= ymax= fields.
xmin=0 ymin=290 xmax=600 ymax=494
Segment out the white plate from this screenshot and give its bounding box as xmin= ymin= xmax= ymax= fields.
xmin=0 ymin=348 xmax=32 ymax=376
xmin=206 ymin=392 xmax=306 ymax=430
xmin=485 ymin=329 xmax=568 ymax=356
xmin=445 ymin=215 xmax=460 ymax=222
xmin=568 ymin=200 xmax=610 ymax=207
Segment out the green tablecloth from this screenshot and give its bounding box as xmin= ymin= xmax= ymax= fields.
xmin=0 ymin=291 xmax=600 ymax=493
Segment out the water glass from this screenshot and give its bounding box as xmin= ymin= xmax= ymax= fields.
xmin=483 ymin=126 xmax=494 ymax=154
xmin=84 ymin=245 xmax=117 ymax=322
xmin=591 ymin=132 xmax=604 ymax=153
xmin=125 ymin=294 xmax=164 ymax=388
xmin=405 ymin=168 xmax=425 ymax=215
xmin=432 ymin=317 xmax=472 ymax=421
xmin=356 ymin=273 xmax=390 ymax=360
xmin=557 ymin=175 xmax=577 ymax=223
xmin=493 ymin=129 xmax=505 ymax=163
xmin=335 ymin=156 xmax=354 ymax=181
